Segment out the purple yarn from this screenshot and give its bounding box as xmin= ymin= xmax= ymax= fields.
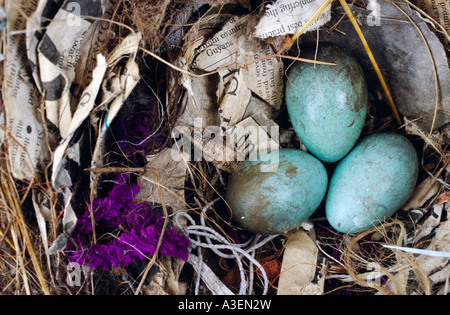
xmin=66 ymin=100 xmax=188 ymax=270
xmin=66 ymin=175 xmax=189 ymax=270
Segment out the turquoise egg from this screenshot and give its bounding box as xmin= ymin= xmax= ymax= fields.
xmin=326 ymin=133 xmax=419 ymax=234
xmin=225 ymin=149 xmax=328 ymax=235
xmin=285 ymin=44 xmax=368 ymax=163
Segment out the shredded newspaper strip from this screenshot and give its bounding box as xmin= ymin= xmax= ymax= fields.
xmin=3 ymin=0 xmax=143 ymax=255
xmin=4 ymin=0 xmax=48 ymax=181
xmin=176 ymin=14 xmax=282 ymax=172
xmin=35 ymin=0 xmax=106 ymax=138
xmin=414 ymin=0 xmax=450 ymax=50
xmin=254 ymin=0 xmax=332 ymax=39
xmin=192 ymin=15 xmax=284 ymax=115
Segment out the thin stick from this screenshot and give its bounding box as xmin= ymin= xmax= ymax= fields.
xmin=338 ymin=0 xmax=402 ymax=126
xmin=390 ymin=1 xmax=440 ymax=134
xmin=134 ymin=170 xmax=169 ymax=295
xmin=2 ymin=172 xmax=51 ymax=295
xmin=140 ymin=47 xmax=335 ymax=79
xmin=88 ymin=175 xmax=99 ymax=245
xmin=276 ymin=54 xmax=335 ymax=66
xmin=403 ymin=0 xmax=450 ymax=44
xmin=11 ymin=222 xmax=30 ymax=295
xmin=0 ymin=216 xmax=16 ymax=252
xmin=277 ymin=0 xmax=334 ymax=54
xmin=85 ymin=167 xmax=145 ymax=174
xmin=344 ymin=226 xmax=399 ymax=295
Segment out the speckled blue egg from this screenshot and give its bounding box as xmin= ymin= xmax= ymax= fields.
xmin=225 ymin=149 xmax=328 ymax=235
xmin=326 ymin=133 xmax=419 ymax=234
xmin=285 ymin=44 xmax=368 ymax=163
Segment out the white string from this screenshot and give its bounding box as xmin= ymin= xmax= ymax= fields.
xmin=382 ymin=244 xmax=450 ymax=258
xmin=175 ymin=202 xmax=278 ymax=295
xmin=115 ymin=80 xmax=165 ymax=148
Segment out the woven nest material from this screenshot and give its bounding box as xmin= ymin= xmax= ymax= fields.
xmin=0 ymin=0 xmax=449 ymax=296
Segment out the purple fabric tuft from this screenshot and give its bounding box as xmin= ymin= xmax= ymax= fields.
xmin=66 ymin=99 xmax=188 ymax=270
xmin=66 ymin=174 xmax=190 ymax=270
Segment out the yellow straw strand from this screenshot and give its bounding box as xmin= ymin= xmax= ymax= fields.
xmin=338 ymin=0 xmax=402 ymax=126
xmin=0 ymin=225 xmax=16 ymax=252
xmin=3 ymin=173 xmax=51 ymax=295
xmin=277 ymin=0 xmax=334 ymax=54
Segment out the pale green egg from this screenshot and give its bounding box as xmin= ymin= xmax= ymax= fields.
xmin=326 ymin=133 xmax=419 ymax=234
xmin=285 ymin=44 xmax=368 ymax=163
xmin=225 ymin=149 xmax=328 ymax=235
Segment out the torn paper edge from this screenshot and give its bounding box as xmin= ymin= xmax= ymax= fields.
xmin=254 ymin=0 xmax=332 ymax=39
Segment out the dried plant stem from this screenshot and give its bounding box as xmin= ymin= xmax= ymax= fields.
xmin=394 ymin=250 xmax=432 ymax=295
xmin=341 ymin=220 xmax=433 ymax=295
xmin=85 ymin=167 xmax=146 ymax=174
xmin=402 ymin=0 xmax=450 ymax=44
xmin=88 ymin=175 xmax=99 ymax=245
xmin=11 ymin=224 xmax=30 ymax=295
xmin=390 ymin=1 xmax=440 ymax=134
xmin=344 ymin=226 xmax=399 ymax=295
xmin=338 ymin=0 xmax=402 ymax=126
xmin=277 ymin=0 xmax=334 ymax=54
xmin=1 ymin=171 xmax=50 ymax=295
xmin=0 ymin=218 xmax=15 ymax=251
xmin=388 ymin=222 xmax=431 ymax=295
xmin=140 ymin=46 xmax=335 ymax=79
xmin=135 ymin=170 xmax=168 ymax=295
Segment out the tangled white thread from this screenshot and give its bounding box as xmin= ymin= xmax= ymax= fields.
xmin=175 ymin=200 xmax=278 ymax=295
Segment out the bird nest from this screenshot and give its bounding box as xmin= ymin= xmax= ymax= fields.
xmin=0 ymin=0 xmax=449 ymax=296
